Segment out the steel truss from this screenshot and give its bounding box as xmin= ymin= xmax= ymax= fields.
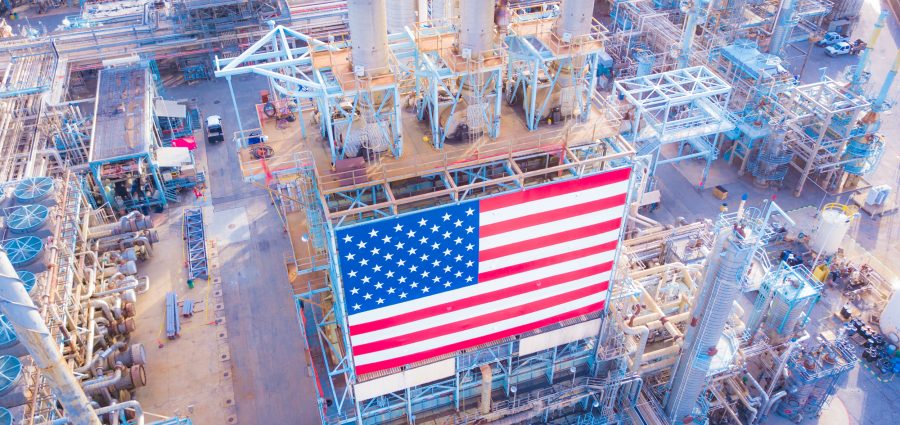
xmin=214 ymin=25 xmax=412 ymax=164
xmin=614 ymin=66 xmax=735 ymax=189
xmin=778 ymin=77 xmax=871 ymax=196
xmin=412 ymin=22 xmax=504 ymax=149
xmin=505 ymin=3 xmax=607 ymax=130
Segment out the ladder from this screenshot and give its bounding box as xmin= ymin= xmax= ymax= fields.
xmin=182 ymin=207 xmax=208 ymax=280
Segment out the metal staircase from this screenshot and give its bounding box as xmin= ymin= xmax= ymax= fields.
xmin=182 ymin=207 xmax=208 ymax=280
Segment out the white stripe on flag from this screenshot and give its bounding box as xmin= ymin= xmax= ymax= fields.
xmin=479 ymin=180 xmax=629 ymax=226
xmin=346 ymin=250 xmax=617 ymax=326
xmin=349 ymin=271 xmax=611 ymax=345
xmin=479 ymin=230 xmax=620 ymax=274
xmin=479 ymin=207 xmax=624 ymax=250
xmin=353 ymin=291 xmax=608 ymax=366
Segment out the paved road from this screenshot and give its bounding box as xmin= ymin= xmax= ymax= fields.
xmin=166 ymin=75 xmax=321 ymax=425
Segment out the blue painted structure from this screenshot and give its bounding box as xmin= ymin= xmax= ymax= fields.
xmin=505 ymin=4 xmax=605 ymax=130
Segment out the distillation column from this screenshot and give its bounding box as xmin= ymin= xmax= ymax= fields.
xmin=0 ymin=248 xmax=102 ymax=424
xmin=665 ymin=221 xmax=759 ymax=422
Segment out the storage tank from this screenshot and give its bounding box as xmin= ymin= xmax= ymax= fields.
xmin=808 ymin=204 xmax=856 ymax=256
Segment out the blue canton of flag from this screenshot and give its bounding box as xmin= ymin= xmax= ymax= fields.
xmin=335 ymin=202 xmax=480 ymax=314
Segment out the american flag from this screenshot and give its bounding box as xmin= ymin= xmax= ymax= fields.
xmin=336 ymin=167 xmax=631 ymax=375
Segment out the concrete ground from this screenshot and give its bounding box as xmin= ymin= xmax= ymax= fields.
xmin=131 ymin=75 xmax=321 ymax=424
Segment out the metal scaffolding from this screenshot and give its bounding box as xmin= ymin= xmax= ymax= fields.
xmin=505 ymin=2 xmax=607 ymax=130
xmin=613 ymin=66 xmax=735 ymax=189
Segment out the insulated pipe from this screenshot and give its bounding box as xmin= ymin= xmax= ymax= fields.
xmin=556 ymin=0 xmax=595 ymax=38
xmin=479 ymin=363 xmax=492 ymax=414
xmin=621 ymin=319 xmax=649 ymax=372
xmin=348 ymin=0 xmax=390 ymax=75
xmin=744 ymin=372 xmax=769 ymax=425
xmin=759 ymin=389 xmax=787 ymax=423
xmin=82 ymin=367 xmax=123 ymax=393
xmin=0 ymin=248 xmax=101 ymax=425
xmin=76 ymin=341 xmax=127 ymax=374
xmin=51 ymin=400 xmax=145 ymax=425
xmin=76 ymin=252 xmax=98 ymax=299
xmin=93 ymin=277 xmax=142 ymax=298
xmin=90 ymin=299 xmax=117 ymax=322
xmin=119 ymin=236 xmax=153 ymax=256
xmin=727 ymin=377 xmax=758 ymax=425
xmin=766 ymin=332 xmax=809 ymax=395
xmin=459 ymin=0 xmax=495 ymax=57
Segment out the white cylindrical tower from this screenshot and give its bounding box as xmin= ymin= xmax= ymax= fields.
xmin=556 ymin=0 xmax=595 ymax=39
xmin=809 ymin=204 xmax=856 ymax=256
xmin=430 ymin=0 xmax=457 ymax=21
xmin=458 ymin=0 xmax=495 ymax=57
xmin=348 ymin=0 xmax=390 ymax=75
xmin=387 ymin=0 xmax=418 ymax=34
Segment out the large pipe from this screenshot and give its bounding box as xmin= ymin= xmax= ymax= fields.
xmin=347 ymin=0 xmax=390 ymax=75
xmin=851 ymin=11 xmax=888 ymax=91
xmin=556 ymin=0 xmax=595 ymax=38
xmin=52 ymin=400 xmax=145 ymax=425
xmin=0 ymin=248 xmax=101 ymax=425
xmin=458 ymin=0 xmax=495 ymax=57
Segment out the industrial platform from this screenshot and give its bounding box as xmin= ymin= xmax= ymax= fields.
xmin=0 ymin=0 xmax=898 ymax=425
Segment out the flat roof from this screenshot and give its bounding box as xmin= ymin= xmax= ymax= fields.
xmin=90 ymin=65 xmax=153 ymax=163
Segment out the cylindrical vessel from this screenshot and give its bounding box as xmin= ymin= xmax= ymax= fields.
xmin=430 ymin=0 xmax=456 ymax=21
xmin=387 ymin=0 xmax=417 ymax=34
xmin=556 ymin=0 xmax=595 ymax=38
xmin=348 ymin=0 xmax=390 ymax=75
xmin=458 ymin=0 xmax=495 ymax=56
xmin=809 ymin=205 xmax=855 ymax=256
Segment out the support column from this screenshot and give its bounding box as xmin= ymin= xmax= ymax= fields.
xmin=479 ymin=363 xmax=493 ymax=414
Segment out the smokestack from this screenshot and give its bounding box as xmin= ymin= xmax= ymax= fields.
xmin=348 ymin=0 xmax=390 ymax=75
xmin=458 ymin=0 xmax=496 ymax=57
xmin=556 ymin=0 xmax=595 ymax=39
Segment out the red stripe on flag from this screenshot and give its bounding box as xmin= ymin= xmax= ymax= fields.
xmin=480 ymin=193 xmax=627 ymax=238
xmin=351 ymin=281 xmax=609 ymax=355
xmin=349 ymin=261 xmax=614 ymax=336
xmin=479 ymin=168 xmax=631 ymax=212
xmin=479 ymin=218 xmax=622 ymax=262
xmin=354 ymin=300 xmax=607 ymax=375
xmin=478 ymin=240 xmax=618 ymax=283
